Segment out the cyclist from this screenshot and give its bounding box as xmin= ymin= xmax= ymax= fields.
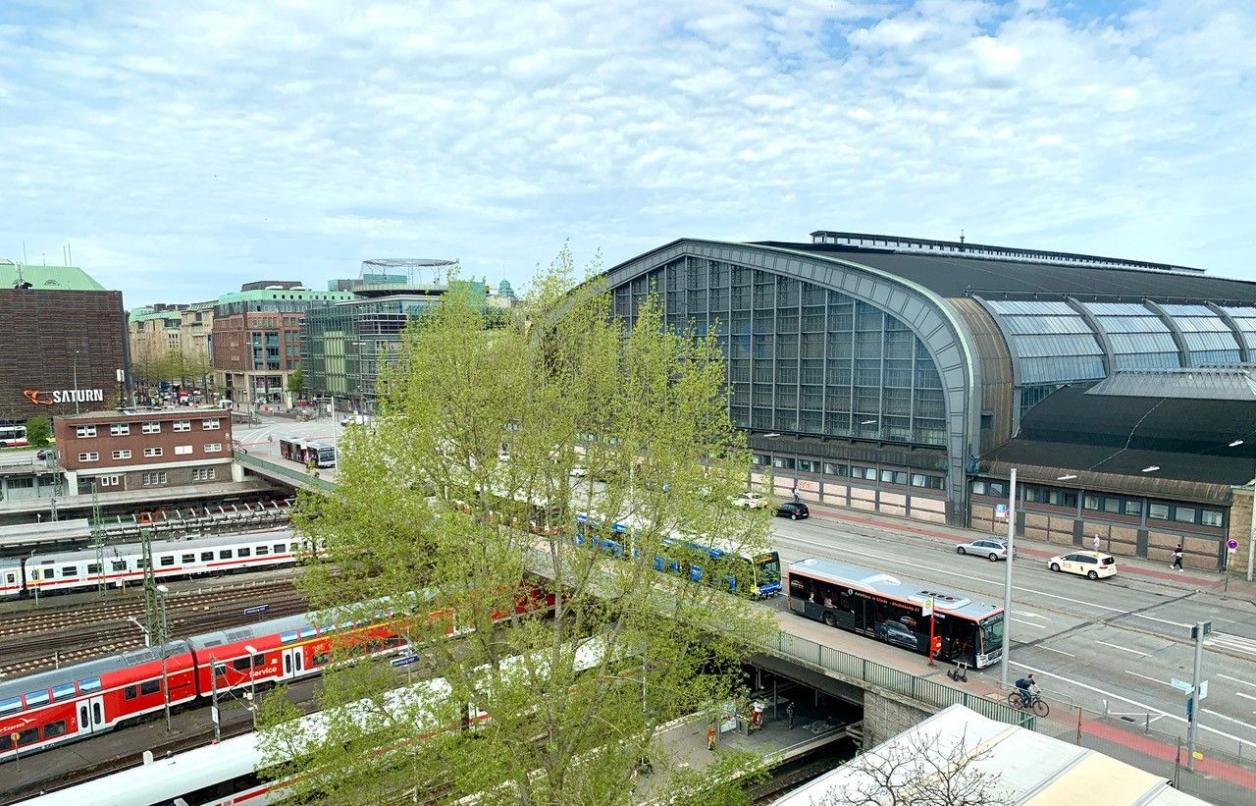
xmin=1015 ymin=674 xmax=1040 ymax=706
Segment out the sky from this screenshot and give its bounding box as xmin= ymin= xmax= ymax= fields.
xmin=2 ymin=0 xmax=1253 ymax=308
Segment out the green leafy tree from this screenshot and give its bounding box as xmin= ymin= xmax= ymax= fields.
xmin=286 ymin=366 xmax=304 ymax=395
xmin=25 ymin=415 xmax=51 ymax=448
xmin=259 ymin=248 xmax=775 ymax=804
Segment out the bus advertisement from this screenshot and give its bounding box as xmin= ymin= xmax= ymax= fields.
xmin=786 ymin=557 xmax=1004 ymax=669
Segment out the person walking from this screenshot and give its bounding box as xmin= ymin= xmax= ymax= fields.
xmin=706 ymin=724 xmax=717 ymax=751
xmin=1172 ymin=545 xmax=1184 ymax=572
xmin=1092 ymin=534 xmax=1101 ymax=553
xmin=792 ymin=485 xmax=800 ymax=504
xmin=786 ymin=700 xmax=795 ymax=730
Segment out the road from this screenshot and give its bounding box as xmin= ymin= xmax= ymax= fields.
xmin=766 ymin=511 xmax=1256 ymax=760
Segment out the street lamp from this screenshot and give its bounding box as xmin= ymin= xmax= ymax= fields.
xmin=244 ymin=644 xmax=259 ymax=727
xmin=999 ymin=468 xmax=1017 ymax=689
xmin=155 ymin=584 xmax=172 ymax=731
xmin=1226 ymin=438 xmax=1255 ymax=582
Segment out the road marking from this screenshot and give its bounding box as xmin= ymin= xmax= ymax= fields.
xmin=1218 ymin=673 xmax=1256 ymax=689
xmin=1019 ymin=612 xmax=1047 ymax=620
xmin=1011 ymin=617 xmax=1044 ymax=628
xmin=1236 ymin=692 xmax=1256 ymax=703
xmin=1095 ymin=640 xmax=1149 ymax=657
xmin=1036 ymin=645 xmax=1075 ymax=657
xmin=1124 ymin=670 xmax=1175 ymax=688
xmin=1206 ymin=633 xmax=1256 ymax=659
xmin=1008 ymin=660 xmax=1256 ymax=750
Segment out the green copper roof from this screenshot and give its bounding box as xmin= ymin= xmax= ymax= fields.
xmin=128 ymin=309 xmax=184 ymax=324
xmin=217 ymin=288 xmax=356 ymax=305
xmin=0 ymin=263 xmax=107 ymax=292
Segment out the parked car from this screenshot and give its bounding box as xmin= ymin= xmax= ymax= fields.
xmin=1048 ymin=551 xmax=1117 ymax=580
xmin=729 ymin=491 xmax=770 ymax=510
xmin=956 ymin=538 xmax=1009 ymax=562
xmin=776 ymin=502 xmax=809 ymax=520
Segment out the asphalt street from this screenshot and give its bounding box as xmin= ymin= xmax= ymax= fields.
xmin=766 ymin=513 xmax=1256 ymax=760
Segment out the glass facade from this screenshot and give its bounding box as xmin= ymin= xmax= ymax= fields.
xmin=1220 ymin=306 xmax=1256 ymax=353
xmin=1081 ymin=302 xmax=1179 ymax=371
xmin=986 ymin=300 xmax=1105 ymax=385
xmin=1160 ymin=304 xmax=1242 ymax=366
xmin=611 ymin=257 xmax=948 ymax=447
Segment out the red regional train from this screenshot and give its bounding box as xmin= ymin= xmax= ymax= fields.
xmin=0 ymin=586 xmax=553 ymax=761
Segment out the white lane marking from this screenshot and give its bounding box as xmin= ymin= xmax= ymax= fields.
xmin=1011 ymin=617 xmax=1044 ymax=628
xmin=1095 ymin=640 xmax=1149 ymax=657
xmin=1207 ymin=633 xmax=1256 ymax=658
xmin=1124 ymin=670 xmax=1175 ymax=688
xmin=1035 ymin=645 xmax=1076 ymax=658
xmin=1019 ymin=612 xmax=1047 ymax=620
xmin=776 ymin=531 xmax=1189 ymax=627
xmin=1218 ymin=673 xmax=1256 ymax=689
xmin=1236 ymin=692 xmax=1256 ymax=703
xmin=1008 ymin=660 xmax=1256 ymax=749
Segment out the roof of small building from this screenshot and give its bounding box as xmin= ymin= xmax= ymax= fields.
xmin=772 ymin=704 xmax=1206 ymax=806
xmin=1086 ymin=366 xmax=1256 ymax=401
xmin=0 ymin=263 xmax=107 ymax=292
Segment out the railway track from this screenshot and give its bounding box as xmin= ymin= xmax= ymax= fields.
xmin=0 ymin=581 xmax=309 ymax=679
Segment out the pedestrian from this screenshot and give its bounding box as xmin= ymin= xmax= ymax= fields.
xmin=1092 ymin=534 xmax=1101 ymax=553
xmin=1172 ymin=545 xmax=1184 ymax=572
xmin=786 ymin=700 xmax=795 ymax=730
xmin=706 ymin=724 xmax=716 ymax=751
xmin=793 ymin=486 xmax=800 ymax=504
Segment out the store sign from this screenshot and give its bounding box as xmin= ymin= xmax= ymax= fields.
xmin=22 ymin=388 xmax=105 ymax=406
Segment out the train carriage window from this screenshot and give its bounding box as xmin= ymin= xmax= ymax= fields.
xmin=159 ymin=556 xmax=175 ymax=567
xmin=61 ymin=566 xmax=76 ymax=577
xmin=52 ymin=684 xmax=76 ymax=701
xmin=78 ymin=677 xmax=101 ymax=693
xmin=219 ymin=549 xmax=233 ymax=560
xmin=232 ymin=658 xmax=252 ymax=671
xmin=201 ymin=551 xmax=214 ymax=562
xmin=214 ymin=663 xmax=228 ymax=678
xmin=182 ymin=554 xmax=195 ymax=564
xmin=44 ymin=720 xmax=67 ymax=739
xmin=123 ymin=685 xmax=138 ymax=700
xmin=0 ymin=697 xmax=21 ymax=715
xmin=273 ymin=543 xmax=287 ymax=553
xmin=0 ymin=736 xmax=10 ymax=751
xmin=87 ymin=563 xmax=100 ymax=575
xmin=17 ymin=728 xmax=38 ymax=746
xmin=237 ymin=547 xmax=251 ymax=558
xmin=111 ymin=560 xmax=126 ymax=572
xmin=140 ymin=680 xmax=161 ymax=696
xmin=24 ymin=690 xmax=50 ymax=707
xmin=255 ymin=545 xmax=269 ymax=556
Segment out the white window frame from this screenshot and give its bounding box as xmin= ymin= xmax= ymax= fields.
xmin=109 ymin=423 xmax=130 ymax=436
xmin=201 ymin=419 xmax=221 ymax=430
xmin=141 ymin=421 xmax=161 ymax=434
xmin=144 ymin=447 xmax=163 ymax=458
xmin=172 ymin=421 xmax=191 ymax=432
xmin=174 ymin=445 xmax=193 ymax=455
xmin=111 ymin=449 xmax=132 ymax=460
xmin=76 ymin=425 xmax=97 ymax=438
xmin=77 ymin=452 xmax=100 ymax=462
xmin=204 ymin=442 xmax=223 ymax=453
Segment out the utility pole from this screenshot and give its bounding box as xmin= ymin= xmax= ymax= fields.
xmin=91 ymin=482 xmax=106 ymax=595
xmin=1000 ymin=468 xmax=1017 ymax=688
xmin=142 ymin=528 xmax=164 ymax=645
xmin=1187 ymin=621 xmax=1210 ymax=772
xmin=210 ymin=657 xmax=222 ymax=743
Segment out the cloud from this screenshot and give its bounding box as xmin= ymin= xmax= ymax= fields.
xmin=0 ymin=0 xmax=1253 ymax=307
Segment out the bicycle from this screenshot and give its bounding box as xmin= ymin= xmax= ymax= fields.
xmin=1007 ymin=689 xmax=1050 ymax=717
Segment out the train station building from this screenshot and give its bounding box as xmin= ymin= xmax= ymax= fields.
xmin=597 ymin=232 xmax=1256 ymax=569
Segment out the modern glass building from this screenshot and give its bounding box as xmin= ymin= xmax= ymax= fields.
xmin=598 ymin=232 xmax=1256 ymax=563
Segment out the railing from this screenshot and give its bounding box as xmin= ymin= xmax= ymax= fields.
xmin=769 ymin=631 xmax=1034 ymax=729
xmin=237 ymin=453 xmax=336 ymax=493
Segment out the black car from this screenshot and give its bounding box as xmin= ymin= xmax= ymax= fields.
xmin=776 ymin=501 xmax=809 ymax=520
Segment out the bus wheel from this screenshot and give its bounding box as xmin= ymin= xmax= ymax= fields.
xmin=822 ymin=612 xmax=837 ymax=628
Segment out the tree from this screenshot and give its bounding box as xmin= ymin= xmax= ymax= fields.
xmin=286 ymin=366 xmax=304 ymax=395
xmin=812 ymin=727 xmax=1009 ymax=806
xmin=259 ymin=248 xmax=776 ymax=804
xmin=25 ymin=415 xmax=51 ymax=448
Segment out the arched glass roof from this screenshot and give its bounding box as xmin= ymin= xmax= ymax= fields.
xmin=1160 ymin=304 xmax=1242 ymax=366
xmin=985 ymin=300 xmax=1105 ymax=385
xmin=1080 ymin=302 xmax=1178 ymax=371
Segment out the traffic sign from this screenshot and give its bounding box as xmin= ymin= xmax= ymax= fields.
xmin=211 ymin=705 xmax=220 ymax=725
xmin=921 ymin=597 xmax=934 ymax=617
xmin=391 ymin=654 xmax=420 ymax=668
xmin=1171 ymin=678 xmax=1193 ymax=694
xmin=1198 ymin=680 xmax=1209 ymax=700
xmin=1227 ymin=538 xmax=1239 ymax=553
xmin=994 ymin=504 xmax=1008 ymax=520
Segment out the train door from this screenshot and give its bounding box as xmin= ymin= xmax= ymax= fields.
xmin=76 ymin=695 xmax=106 ymax=736
xmin=282 ymin=647 xmax=305 ymax=679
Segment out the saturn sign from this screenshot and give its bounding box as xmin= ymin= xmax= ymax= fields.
xmin=23 ymin=388 xmax=105 ymax=406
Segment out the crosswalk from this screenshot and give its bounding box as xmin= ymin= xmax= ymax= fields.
xmin=1207 ymin=631 xmax=1256 ymax=660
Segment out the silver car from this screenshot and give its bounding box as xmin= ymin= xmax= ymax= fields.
xmin=956 ymin=538 xmax=1009 ymax=562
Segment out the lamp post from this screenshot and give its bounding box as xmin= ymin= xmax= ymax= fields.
xmin=1227 ymin=439 xmax=1255 ymax=583
xmin=999 ymin=468 xmax=1016 ymax=688
xmin=155 ymin=584 xmax=172 ymax=731
xmin=244 ymin=644 xmax=259 ymax=728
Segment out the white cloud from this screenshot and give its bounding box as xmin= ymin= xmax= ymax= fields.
xmin=0 ymin=0 xmax=1253 ymax=307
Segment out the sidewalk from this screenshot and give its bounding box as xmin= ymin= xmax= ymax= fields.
xmin=800 ymin=501 xmax=1256 ymax=599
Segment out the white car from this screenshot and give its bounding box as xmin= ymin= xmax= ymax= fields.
xmin=1048 ymin=551 xmax=1117 ymax=580
xmin=956 ymin=539 xmax=1009 ymax=562
xmin=729 ymin=491 xmax=770 ymax=510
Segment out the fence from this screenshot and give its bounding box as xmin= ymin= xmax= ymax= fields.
xmin=769 ymin=630 xmax=1034 ymax=729
xmin=237 ymin=453 xmax=336 ymax=494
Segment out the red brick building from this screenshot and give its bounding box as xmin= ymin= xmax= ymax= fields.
xmin=54 ymin=408 xmax=236 ymax=494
